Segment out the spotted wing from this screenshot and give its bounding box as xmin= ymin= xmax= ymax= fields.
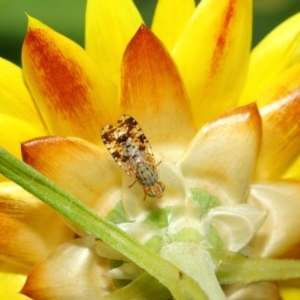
xmin=117 ymin=115 xmax=155 ymax=164
xmin=101 ymin=123 xmax=126 ymax=172
xmin=101 ymin=115 xmax=155 ymax=173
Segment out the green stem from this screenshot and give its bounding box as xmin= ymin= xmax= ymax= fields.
xmin=0 ymin=147 xmax=206 ymax=300
xmin=211 ymin=249 xmax=300 ymax=284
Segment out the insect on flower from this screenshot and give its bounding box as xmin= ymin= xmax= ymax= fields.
xmin=101 ymin=115 xmax=165 ymax=200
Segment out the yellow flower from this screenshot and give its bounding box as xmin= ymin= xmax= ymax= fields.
xmin=1 ymin=0 xmax=300 ymax=299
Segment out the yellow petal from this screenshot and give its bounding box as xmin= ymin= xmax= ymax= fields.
xmin=120 ymin=26 xmax=196 ymax=161
xmin=248 ymin=181 xmax=300 ymax=258
xmin=0 ymin=113 xmax=45 ymax=165
xmin=240 ymin=13 xmax=300 ymax=105
xmin=253 ymin=64 xmax=300 ymax=181
xmin=21 ymin=136 xmax=121 ymax=236
xmin=179 ymin=103 xmax=262 ymax=204
xmin=0 ymin=57 xmax=46 ymax=133
xmin=0 ymin=58 xmax=47 ymax=175
xmin=85 ymin=0 xmax=143 ymax=85
xmin=22 ymin=16 xmax=116 ymax=144
xmin=285 ymin=155 xmax=300 ymax=179
xmin=173 ymin=0 xmax=252 ymax=127
xmin=151 ymin=0 xmax=195 ymax=51
xmin=21 ymin=236 xmax=114 ymax=299
xmin=280 ymin=285 xmax=300 ymax=300
xmin=0 ymin=182 xmax=74 ymax=267
xmin=0 ymin=262 xmax=29 ymax=300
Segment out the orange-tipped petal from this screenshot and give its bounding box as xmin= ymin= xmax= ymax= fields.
xmin=85 ymin=0 xmax=143 ymax=84
xmin=240 ymin=13 xmax=300 ymax=105
xmin=179 ymin=104 xmax=262 ymax=204
xmin=151 ymin=0 xmax=195 ymax=51
xmin=173 ymin=0 xmax=252 ymax=127
xmin=21 ymin=236 xmax=114 ymax=299
xmin=0 ymin=262 xmax=29 ymax=300
xmin=22 ymin=136 xmax=121 ymax=235
xmin=248 ymin=181 xmax=300 ymax=258
xmin=253 ymin=64 xmax=300 ymax=181
xmin=0 ymin=182 xmax=74 ymax=267
xmin=22 ymin=17 xmax=116 ymax=144
xmin=120 ymin=25 xmax=196 ymax=160
xmin=0 ymin=113 xmax=44 ymax=181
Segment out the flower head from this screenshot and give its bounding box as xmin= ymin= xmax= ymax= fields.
xmin=1 ymin=0 xmax=300 ymax=299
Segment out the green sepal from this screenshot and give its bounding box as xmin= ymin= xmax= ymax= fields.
xmin=191 ymin=188 xmax=221 ymax=218
xmin=106 ymin=201 xmax=128 ymax=224
xmin=144 ymin=207 xmax=172 ymax=229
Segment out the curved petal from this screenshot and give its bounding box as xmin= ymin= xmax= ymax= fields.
xmin=240 ymin=13 xmax=300 ymax=105
xmin=21 ymin=236 xmax=114 ymax=299
xmin=22 ymin=17 xmax=116 ymax=144
xmin=201 ymin=204 xmax=266 ymax=252
xmin=85 ymin=0 xmax=143 ymax=84
xmin=178 ymin=104 xmax=262 ymax=204
xmin=247 ymin=181 xmax=300 ymax=258
xmin=0 ymin=57 xmax=46 ymax=133
xmin=21 ymin=136 xmax=121 ymax=235
xmin=0 ymin=262 xmax=29 ymax=300
xmin=120 ymin=25 xmax=196 ymax=161
xmin=151 ymin=0 xmax=195 ymax=51
xmin=0 ymin=182 xmax=74 ymax=267
xmin=253 ymin=64 xmax=300 ymax=181
xmin=172 ymin=0 xmax=252 ymax=127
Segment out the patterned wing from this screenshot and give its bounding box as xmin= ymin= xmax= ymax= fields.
xmin=101 ymin=123 xmax=127 ymax=169
xmin=101 ymin=115 xmax=164 ymax=199
xmin=117 ymin=115 xmax=155 ymax=164
xmin=101 ymin=115 xmax=155 ymax=174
